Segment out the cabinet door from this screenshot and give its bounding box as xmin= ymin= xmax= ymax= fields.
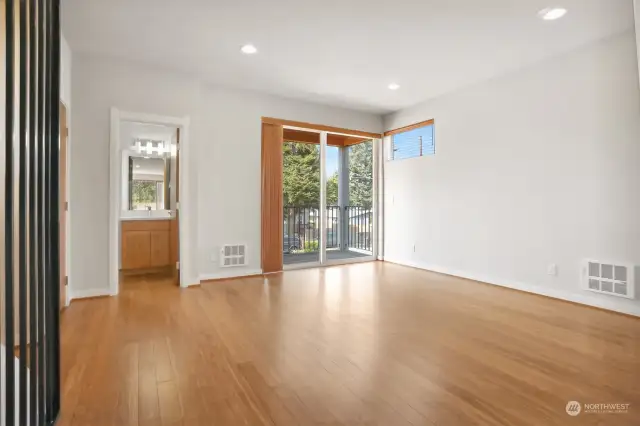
xmin=122 ymin=231 xmax=151 ymax=269
xmin=150 ymin=231 xmax=170 ymax=267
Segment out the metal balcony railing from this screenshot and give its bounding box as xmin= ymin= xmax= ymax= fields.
xmin=283 ymin=205 xmax=373 ymax=254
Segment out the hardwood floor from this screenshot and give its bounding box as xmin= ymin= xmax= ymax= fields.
xmin=58 ymin=262 xmax=640 ymax=425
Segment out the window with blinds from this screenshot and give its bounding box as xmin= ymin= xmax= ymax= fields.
xmin=391 ymin=122 xmax=435 ymax=160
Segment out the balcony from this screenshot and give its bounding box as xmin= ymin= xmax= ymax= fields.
xmin=283 ymin=205 xmax=373 ymax=265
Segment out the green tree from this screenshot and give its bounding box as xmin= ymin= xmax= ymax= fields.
xmin=132 ymin=180 xmax=156 ymax=208
xmin=283 ymin=142 xmax=320 ymax=206
xmin=326 ymin=172 xmax=338 ymax=205
xmin=349 ymin=141 xmax=373 ymax=208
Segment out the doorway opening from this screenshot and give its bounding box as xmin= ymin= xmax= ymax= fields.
xmin=109 ymin=110 xmax=191 ymax=295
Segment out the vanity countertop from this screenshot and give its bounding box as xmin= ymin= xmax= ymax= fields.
xmin=120 ymin=216 xmax=173 ymax=221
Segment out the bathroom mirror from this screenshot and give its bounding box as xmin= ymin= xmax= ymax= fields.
xmin=121 ymin=137 xmax=177 ymax=213
xmin=128 ymin=156 xmax=168 ymax=211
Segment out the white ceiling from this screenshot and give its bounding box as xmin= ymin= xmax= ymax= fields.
xmin=62 ymin=0 xmax=635 ymax=114
xmin=132 ymin=157 xmax=165 ymax=176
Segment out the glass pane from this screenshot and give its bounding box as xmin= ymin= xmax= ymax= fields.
xmin=336 ymin=139 xmax=374 ymax=261
xmin=326 ymin=145 xmax=340 ymax=258
xmin=392 ymin=124 xmax=434 ymax=160
xmin=283 ymin=141 xmax=320 ymax=265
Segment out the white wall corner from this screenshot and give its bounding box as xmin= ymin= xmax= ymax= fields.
xmin=61 ymin=34 xmax=72 ymax=308
xmin=635 ymin=0 xmax=640 ymax=88
xmin=385 ymin=258 xmax=640 ymax=318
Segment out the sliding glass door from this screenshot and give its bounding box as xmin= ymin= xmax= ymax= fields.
xmin=282 ymin=135 xmax=321 ymax=266
xmin=282 ymin=128 xmax=377 ymax=268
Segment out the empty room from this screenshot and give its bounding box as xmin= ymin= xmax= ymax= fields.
xmin=1 ymin=0 xmax=640 ymax=425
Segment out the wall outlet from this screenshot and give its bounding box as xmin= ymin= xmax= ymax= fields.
xmin=547 ymin=264 xmax=558 ymax=276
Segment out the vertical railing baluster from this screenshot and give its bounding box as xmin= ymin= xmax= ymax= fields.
xmin=348 ymin=207 xmax=352 ymax=250
xmin=356 ymin=207 xmax=359 ymax=250
xmin=29 ymin=0 xmax=39 ymax=423
xmin=49 ymin=0 xmax=62 ymax=418
xmin=37 ymin=0 xmax=46 ymax=420
xmin=5 ymin=0 xmax=17 ymax=423
xmin=19 ymin=0 xmax=30 ymax=421
xmin=44 ymin=0 xmax=52 ymax=417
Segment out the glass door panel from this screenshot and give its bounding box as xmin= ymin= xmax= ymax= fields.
xmin=282 ymin=128 xmax=377 ymax=268
xmin=324 ymin=136 xmax=375 ymax=263
xmin=282 ymin=140 xmax=320 ymax=266
xmin=346 ymin=140 xmax=374 ymax=257
xmin=325 ymin=144 xmax=341 ymax=260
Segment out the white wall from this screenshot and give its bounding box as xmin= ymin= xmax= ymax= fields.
xmin=71 ymin=55 xmax=201 ymax=296
xmin=61 ymin=35 xmax=72 ymax=306
xmin=635 ymin=1 xmax=640 ymax=88
xmin=197 ymin=87 xmax=381 ymax=280
xmin=70 ymin=53 xmax=382 ymax=295
xmin=383 ymin=31 xmax=640 ymax=316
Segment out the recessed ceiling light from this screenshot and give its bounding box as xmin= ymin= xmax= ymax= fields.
xmin=388 ymin=83 xmax=400 ymax=90
xmin=538 ymin=7 xmax=567 ymax=21
xmin=135 ymin=164 xmax=141 ymax=168
xmin=241 ymin=44 xmax=258 ymax=54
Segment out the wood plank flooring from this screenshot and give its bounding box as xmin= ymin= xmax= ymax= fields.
xmin=58 ymin=262 xmax=640 ymax=425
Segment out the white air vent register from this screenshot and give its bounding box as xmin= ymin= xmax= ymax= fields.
xmin=584 ymin=260 xmax=634 ymax=299
xmin=220 ymin=244 xmax=247 ymax=267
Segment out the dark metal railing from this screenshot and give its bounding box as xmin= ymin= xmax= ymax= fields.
xmin=283 ymin=205 xmax=373 ymax=254
xmin=346 ymin=206 xmax=373 ymax=252
xmin=283 ymin=206 xmax=319 ymax=253
xmin=3 ymin=0 xmax=62 ymax=424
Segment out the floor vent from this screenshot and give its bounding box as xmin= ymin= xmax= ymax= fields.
xmin=584 ymin=260 xmax=634 ymax=299
xmin=220 ymin=244 xmax=247 ymax=267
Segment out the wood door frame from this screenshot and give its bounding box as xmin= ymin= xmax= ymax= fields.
xmin=60 ymin=101 xmax=69 ymax=308
xmin=261 ymin=122 xmax=284 ymax=273
xmin=261 ymin=117 xmax=382 ymax=273
xmin=109 ymin=109 xmax=192 ymax=296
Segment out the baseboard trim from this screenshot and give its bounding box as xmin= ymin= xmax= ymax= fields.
xmin=199 ymin=269 xmax=264 ymax=283
xmin=69 ymin=288 xmax=112 ymax=301
xmin=384 ymin=258 xmax=640 ymax=318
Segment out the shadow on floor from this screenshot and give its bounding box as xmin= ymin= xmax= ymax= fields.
xmin=283 ymin=249 xmax=370 ymax=265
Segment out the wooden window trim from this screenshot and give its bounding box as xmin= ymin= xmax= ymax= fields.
xmin=262 ymin=117 xmax=382 ymax=139
xmin=282 ymin=128 xmax=371 ymax=148
xmin=384 ymin=119 xmax=435 ymax=137
xmin=261 ymin=122 xmax=284 ymax=273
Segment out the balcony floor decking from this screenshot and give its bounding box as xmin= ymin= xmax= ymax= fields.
xmin=283 ymin=248 xmax=370 ymax=265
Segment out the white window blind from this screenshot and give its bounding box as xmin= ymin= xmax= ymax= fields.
xmin=391 ymin=123 xmax=435 ymax=160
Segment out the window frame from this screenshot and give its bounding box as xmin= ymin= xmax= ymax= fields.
xmin=384 ymin=119 xmax=435 ymax=161
xmin=130 ymin=179 xmax=161 ymax=211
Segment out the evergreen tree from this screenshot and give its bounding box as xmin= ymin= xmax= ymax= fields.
xmin=283 ymin=142 xmax=320 ymax=206
xmin=282 ymin=141 xmax=373 ymax=208
xmin=326 ymin=172 xmax=338 ymax=205
xmin=348 ymin=141 xmax=373 ymax=208
xmin=132 ymin=180 xmax=157 ymax=208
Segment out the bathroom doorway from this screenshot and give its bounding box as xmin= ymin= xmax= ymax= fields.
xmin=109 ymin=110 xmax=191 ymax=294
